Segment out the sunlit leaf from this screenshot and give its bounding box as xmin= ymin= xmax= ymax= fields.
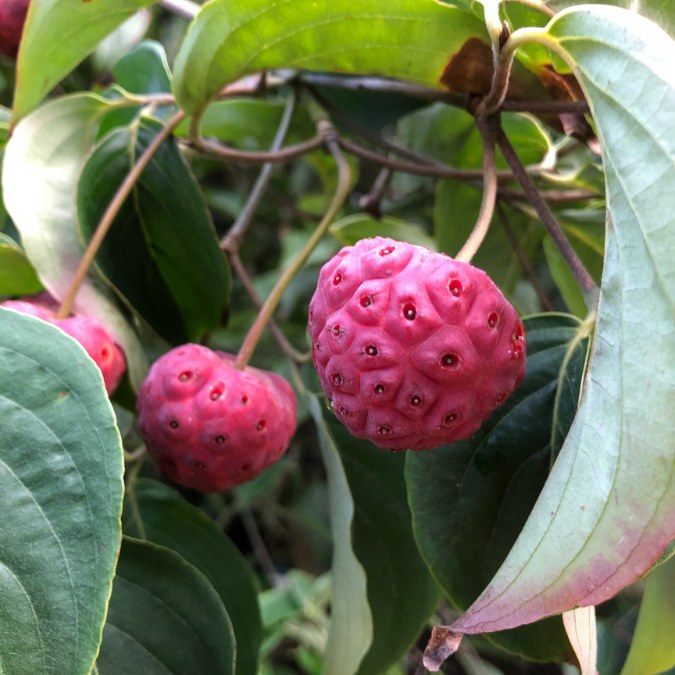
xmin=0 ymin=233 xmax=43 ymax=295
xmin=0 ymin=308 xmax=123 ymax=675
xmin=2 ymin=94 xmax=148 ymax=389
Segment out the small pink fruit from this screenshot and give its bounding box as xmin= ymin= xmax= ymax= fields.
xmin=0 ymin=0 xmax=30 ymax=59
xmin=1 ymin=293 xmax=127 ymax=394
xmin=137 ymin=344 xmax=298 ymax=493
xmin=308 ymin=237 xmax=526 ymax=451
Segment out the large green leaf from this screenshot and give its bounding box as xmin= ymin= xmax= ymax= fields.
xmin=96 ymin=537 xmax=235 ymax=675
xmin=331 ymin=420 xmax=440 ymax=675
xmin=172 ymin=0 xmax=553 ymax=116
xmin=77 ymin=118 xmax=231 ymax=344
xmin=123 ymin=479 xmax=261 ymax=675
xmin=1 ymin=94 xmax=147 ymax=389
xmin=0 ymin=308 xmax=124 ymax=675
xmin=407 ymin=314 xmax=589 ymax=661
xmin=306 ymin=394 xmax=373 ymax=675
xmin=447 ymin=5 xmax=675 ymax=639
xmin=12 ymin=0 xmax=157 ymax=122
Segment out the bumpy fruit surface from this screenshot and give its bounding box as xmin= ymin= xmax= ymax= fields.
xmin=1 ymin=293 xmax=127 ymax=394
xmin=0 ymin=0 xmax=30 ymax=59
xmin=308 ymin=237 xmax=526 ymax=450
xmin=137 ymin=344 xmax=298 ymax=493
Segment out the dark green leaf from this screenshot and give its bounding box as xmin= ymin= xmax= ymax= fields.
xmin=77 ymin=118 xmax=231 ymax=344
xmin=0 ymin=308 xmax=124 ymax=675
xmin=406 ymin=314 xmax=590 ymax=661
xmin=330 ymin=214 xmax=437 ymax=250
xmin=330 ymin=420 xmax=440 ymax=675
xmin=97 ymin=537 xmax=235 ymax=675
xmin=124 ymin=479 xmax=262 ymax=675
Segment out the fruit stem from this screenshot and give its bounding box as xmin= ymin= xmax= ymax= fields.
xmin=56 ymin=109 xmax=186 ymax=319
xmin=455 ymin=115 xmax=499 ymax=264
xmin=234 ymin=107 xmax=352 ymax=370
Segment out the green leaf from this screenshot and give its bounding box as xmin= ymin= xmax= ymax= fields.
xmin=0 ymin=233 xmax=43 ymax=295
xmin=112 ymin=40 xmax=172 ymax=95
xmin=123 ymin=479 xmax=262 ymax=675
xmin=448 ymin=5 xmax=675 ymax=637
xmin=331 ymin=420 xmax=440 ymax=675
xmin=543 ymin=235 xmax=587 ymax=318
xmin=97 ymin=537 xmax=235 ymax=675
xmin=1 ymin=94 xmax=148 ymax=389
xmin=0 ymin=308 xmax=124 ymax=675
xmin=77 ymin=118 xmax=231 ymax=344
xmin=172 ymin=0 xmax=551 ymax=116
xmin=13 ymin=0 xmax=158 ymax=122
xmin=306 ymin=393 xmax=373 ymax=675
xmin=621 ymin=553 xmax=675 ymax=675
xmin=407 ymin=314 xmax=590 ymax=661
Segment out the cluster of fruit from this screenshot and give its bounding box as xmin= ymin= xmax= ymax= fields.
xmin=3 ymin=238 xmax=526 ymax=491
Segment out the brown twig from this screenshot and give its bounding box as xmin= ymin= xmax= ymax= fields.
xmin=475 ymin=22 xmax=515 ymax=117
xmin=496 ymin=128 xmax=598 ymax=296
xmin=358 ymin=167 xmax=393 ymax=217
xmin=57 ymin=109 xmax=186 ymax=319
xmin=189 ymin=134 xmax=323 ymax=165
xmin=499 ymin=188 xmax=600 ymax=203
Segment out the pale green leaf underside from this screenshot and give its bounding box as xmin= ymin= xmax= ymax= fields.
xmin=1 ymin=94 xmax=148 ymax=389
xmin=13 ymin=0 xmax=157 ymax=123
xmin=173 ymin=0 xmax=486 ymax=114
xmin=0 ymin=309 xmax=124 ymax=675
xmin=451 ymin=6 xmax=675 ymax=635
xmin=306 ymin=394 xmax=373 ymax=675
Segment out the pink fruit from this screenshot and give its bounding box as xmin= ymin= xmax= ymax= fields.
xmin=308 ymin=237 xmax=526 ymax=451
xmin=137 ymin=344 xmax=298 ymax=493
xmin=0 ymin=0 xmax=30 ymax=59
xmin=1 ymin=293 xmax=127 ymax=394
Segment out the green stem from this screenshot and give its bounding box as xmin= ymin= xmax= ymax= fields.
xmin=234 ymin=118 xmax=351 ymax=370
xmin=56 ymin=109 xmax=186 ymax=319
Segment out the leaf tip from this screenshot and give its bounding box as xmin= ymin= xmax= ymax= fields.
xmin=423 ymin=625 xmax=463 ymax=671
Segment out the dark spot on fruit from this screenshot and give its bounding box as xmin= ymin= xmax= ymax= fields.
xmin=338 ymin=405 xmax=349 ymax=417
xmin=488 ymin=312 xmax=499 ymax=329
xmin=440 ymin=353 xmax=458 ymax=368
xmin=101 ymin=347 xmax=110 ymax=360
xmin=374 ymin=384 xmax=385 ymax=394
xmin=379 ymin=246 xmax=395 ymax=256
xmin=410 ymin=395 xmax=422 ymax=407
xmin=443 ymin=413 xmax=459 ymax=427
xmin=377 ymin=424 xmax=392 ymax=435
xmin=257 ymin=420 xmax=266 ymax=432
xmin=210 ymin=386 xmax=223 ymax=400
xmin=331 ymin=372 xmax=343 ymax=386
xmin=169 ymin=419 xmax=180 ymax=429
xmin=332 ymin=324 xmax=343 ymax=336
xmin=403 ymin=302 xmax=416 ymax=320
xmin=241 ymin=463 xmax=251 ymax=472
xmin=193 ymin=461 xmax=206 ymax=471
xmin=515 ymin=322 xmax=524 ymax=340
xmin=449 ymin=279 xmax=462 ymax=297
xmin=495 ymin=392 xmax=508 ymax=406
xmin=214 ymin=434 xmax=227 ymax=444
xmin=359 ymin=295 xmax=372 ymax=307
xmin=161 ymin=456 xmax=177 ymax=470
xmin=333 ymin=272 xmax=343 ymax=285
xmin=365 ymin=344 xmax=378 ymax=356
xmin=241 ymin=395 xmax=249 ymax=404
xmin=178 ymin=370 xmax=193 ymax=382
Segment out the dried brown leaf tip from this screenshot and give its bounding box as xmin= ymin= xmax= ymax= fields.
xmin=423 ymin=625 xmax=463 ymax=671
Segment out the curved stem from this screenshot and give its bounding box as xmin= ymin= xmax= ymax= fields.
xmin=234 ymin=130 xmax=351 ymax=370
xmin=504 ymin=0 xmax=555 ymax=17
xmin=189 ymin=134 xmax=323 ymax=164
xmin=455 ymin=116 xmax=499 ymax=263
xmin=57 ymin=109 xmax=186 ymax=319
xmin=221 ymin=90 xmax=298 ymax=252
